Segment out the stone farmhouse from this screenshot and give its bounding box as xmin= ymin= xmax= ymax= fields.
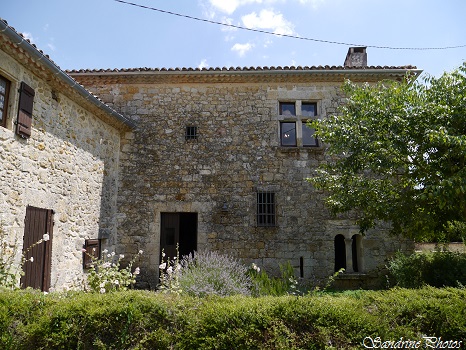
xmin=1 ymin=19 xmax=419 ymax=291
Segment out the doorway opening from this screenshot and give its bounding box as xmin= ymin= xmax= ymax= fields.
xmin=160 ymin=212 xmax=197 ymax=263
xmin=334 ymin=234 xmax=346 ymax=272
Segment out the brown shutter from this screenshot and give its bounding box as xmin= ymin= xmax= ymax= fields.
xmin=83 ymin=239 xmax=101 ymax=269
xmin=16 ymin=82 xmax=35 ymax=138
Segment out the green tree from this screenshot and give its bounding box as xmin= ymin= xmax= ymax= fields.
xmin=308 ymin=63 xmax=466 ymax=242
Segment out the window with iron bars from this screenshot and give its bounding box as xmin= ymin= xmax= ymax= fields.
xmin=185 ymin=126 xmax=198 ymax=140
xmin=257 ymin=191 xmax=276 ymax=227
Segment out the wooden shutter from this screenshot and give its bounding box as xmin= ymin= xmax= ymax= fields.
xmin=21 ymin=206 xmax=54 ymax=291
xmin=83 ymin=239 xmax=101 ymax=269
xmin=16 ymin=82 xmax=35 ymax=138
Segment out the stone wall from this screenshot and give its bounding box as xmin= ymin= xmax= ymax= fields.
xmin=0 ymin=49 xmax=122 ymax=290
xmin=79 ymin=74 xmax=414 ymax=289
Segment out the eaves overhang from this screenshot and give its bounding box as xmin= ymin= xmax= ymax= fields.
xmin=68 ymin=66 xmax=422 ymax=85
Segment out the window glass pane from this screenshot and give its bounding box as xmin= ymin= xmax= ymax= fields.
xmin=279 ymin=102 xmax=295 ymax=116
xmin=280 ymin=122 xmax=296 ymax=146
xmin=302 ymin=122 xmax=318 ymax=146
xmin=302 ymin=103 xmax=316 ymax=117
xmin=0 ymin=80 xmax=6 ymax=95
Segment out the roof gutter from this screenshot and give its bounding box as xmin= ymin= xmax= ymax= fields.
xmin=0 ymin=20 xmax=135 ymax=130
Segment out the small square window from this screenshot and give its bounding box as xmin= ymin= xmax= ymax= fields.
xmin=83 ymin=239 xmax=101 ymax=269
xmin=280 ymin=122 xmax=296 ymax=147
xmin=279 ymin=102 xmax=295 ymax=116
xmin=302 ymin=121 xmax=318 ymax=147
xmin=185 ymin=126 xmax=198 ymax=140
xmin=0 ymin=75 xmax=11 ymax=128
xmin=257 ymin=191 xmax=276 ymax=227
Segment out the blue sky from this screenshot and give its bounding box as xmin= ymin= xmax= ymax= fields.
xmin=2 ymin=0 xmax=465 ymax=77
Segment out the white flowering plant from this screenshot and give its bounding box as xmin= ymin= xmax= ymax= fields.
xmin=0 ymin=222 xmax=50 ymax=290
xmin=85 ymin=249 xmax=143 ymax=293
xmin=157 ymin=247 xmax=182 ymax=295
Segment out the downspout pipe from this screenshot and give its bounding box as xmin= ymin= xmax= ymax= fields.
xmin=0 ymin=19 xmax=136 ymax=130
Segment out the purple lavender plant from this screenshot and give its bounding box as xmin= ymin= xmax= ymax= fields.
xmin=178 ymin=251 xmax=252 ymax=297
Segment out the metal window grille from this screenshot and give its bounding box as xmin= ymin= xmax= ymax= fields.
xmin=185 ymin=126 xmax=198 ymax=140
xmin=257 ymin=191 xmax=276 ymax=227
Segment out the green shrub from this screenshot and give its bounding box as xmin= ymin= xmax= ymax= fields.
xmin=0 ymin=287 xmax=465 ymax=349
xmin=387 ymin=251 xmax=466 ymax=288
xmin=249 ymin=261 xmax=302 ymax=296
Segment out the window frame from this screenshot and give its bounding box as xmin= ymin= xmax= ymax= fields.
xmin=0 ymin=74 xmax=11 ymax=128
xmin=278 ymin=101 xmax=319 ymax=148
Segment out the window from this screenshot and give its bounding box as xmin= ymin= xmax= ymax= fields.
xmin=302 ymin=103 xmax=318 ymax=147
xmin=279 ymin=101 xmax=319 ymax=147
xmin=257 ymin=191 xmax=276 ymax=227
xmin=185 ymin=125 xmax=198 ymax=140
xmin=83 ymin=239 xmax=102 ymax=269
xmin=280 ymin=122 xmax=296 ymax=146
xmin=0 ymin=74 xmax=11 ymax=128
xmin=279 ymin=102 xmax=296 ymax=116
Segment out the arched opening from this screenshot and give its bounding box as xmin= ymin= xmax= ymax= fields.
xmin=351 ymin=234 xmax=362 ymax=272
xmin=334 ymin=234 xmax=346 ymax=272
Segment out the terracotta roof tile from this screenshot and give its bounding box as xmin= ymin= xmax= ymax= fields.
xmin=66 ymin=64 xmax=417 ymax=74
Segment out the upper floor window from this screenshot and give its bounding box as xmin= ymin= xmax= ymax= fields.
xmin=279 ymin=101 xmax=319 ymax=147
xmin=185 ymin=125 xmax=198 ymax=140
xmin=0 ymin=74 xmax=11 ymax=128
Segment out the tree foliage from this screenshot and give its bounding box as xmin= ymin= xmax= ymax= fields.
xmin=309 ymin=63 xmax=466 ymax=241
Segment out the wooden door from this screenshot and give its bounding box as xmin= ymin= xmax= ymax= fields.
xmin=21 ymin=206 xmax=53 ymax=291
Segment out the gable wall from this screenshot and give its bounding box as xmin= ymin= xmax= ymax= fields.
xmin=85 ymin=77 xmax=413 ymax=288
xmin=0 ymin=49 xmax=122 ymax=290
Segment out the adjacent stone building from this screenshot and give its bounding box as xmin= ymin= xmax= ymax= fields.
xmin=69 ymin=50 xmax=419 ymax=289
xmin=1 ymin=18 xmax=419 ymax=291
xmin=0 ymin=19 xmax=134 ymax=291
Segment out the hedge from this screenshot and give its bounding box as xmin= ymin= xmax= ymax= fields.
xmin=0 ymin=287 xmax=465 ymax=349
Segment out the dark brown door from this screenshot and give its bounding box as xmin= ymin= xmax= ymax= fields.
xmin=21 ymin=206 xmax=53 ymax=291
xmin=160 ymin=213 xmax=197 ymax=262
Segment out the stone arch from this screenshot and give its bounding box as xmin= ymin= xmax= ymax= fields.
xmin=334 ymin=234 xmax=346 ymax=272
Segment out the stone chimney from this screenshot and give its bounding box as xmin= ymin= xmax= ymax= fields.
xmin=344 ymin=47 xmax=367 ymax=67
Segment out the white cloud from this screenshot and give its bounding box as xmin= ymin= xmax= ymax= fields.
xmin=297 ymin=0 xmax=326 ymax=9
xmin=198 ymin=59 xmax=209 ymax=69
xmin=208 ymin=0 xmax=264 ymax=15
xmin=231 ymin=42 xmax=254 ymax=57
xmin=241 ymin=9 xmax=294 ymax=35
xmin=22 ymin=32 xmax=35 ymax=43
xmin=204 ymin=0 xmax=325 ymax=16
xmin=220 ymin=16 xmax=237 ymax=32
